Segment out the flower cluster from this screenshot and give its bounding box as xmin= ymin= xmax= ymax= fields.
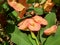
xmin=18 ymin=15 xmax=57 ymax=35
xmin=7 ymin=0 xmax=58 ymax=35
xmin=18 ymin=15 xmax=48 ymax=31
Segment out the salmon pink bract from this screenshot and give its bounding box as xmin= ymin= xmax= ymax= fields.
xmin=18 ymin=15 xmax=48 ymax=31
xmin=18 ymin=19 xmax=29 ymax=30
xmin=44 ymin=25 xmax=57 ymax=35
xmin=7 ymin=0 xmax=25 ymax=11
xmin=28 ymin=19 xmax=41 ymax=31
xmin=32 ymin=15 xmax=48 ymax=25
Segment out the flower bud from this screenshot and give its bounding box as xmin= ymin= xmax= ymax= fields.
xmin=44 ymin=25 xmax=57 ymax=35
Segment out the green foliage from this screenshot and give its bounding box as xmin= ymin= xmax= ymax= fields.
xmin=45 ymin=26 xmax=60 ymax=45
xmin=10 ymin=27 xmax=32 ymax=45
xmin=8 ymin=11 xmax=20 ymax=23
xmin=34 ymin=8 xmax=43 ymax=15
xmin=4 ymin=41 xmax=9 ymax=45
xmin=40 ymin=0 xmax=46 ymax=4
xmin=2 ymin=2 xmax=9 ymax=11
xmin=45 ymin=12 xmax=56 ymax=27
xmin=53 ymin=0 xmax=60 ymax=6
xmin=0 ymin=0 xmax=60 ymax=45
xmin=5 ymin=23 xmax=37 ymax=45
xmin=27 ymin=7 xmax=43 ymax=15
xmin=40 ymin=12 xmax=56 ymax=44
xmin=27 ymin=0 xmax=35 ymax=3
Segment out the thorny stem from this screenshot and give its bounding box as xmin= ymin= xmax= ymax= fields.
xmin=31 ymin=31 xmax=39 ymax=45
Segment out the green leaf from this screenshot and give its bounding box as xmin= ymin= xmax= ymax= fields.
xmin=27 ymin=0 xmax=35 ymax=3
xmin=40 ymin=0 xmax=46 ymax=4
xmin=2 ymin=2 xmax=9 ymax=11
xmin=8 ymin=11 xmax=20 ymax=22
xmin=34 ymin=8 xmax=43 ymax=15
xmin=6 ymin=23 xmax=37 ymax=45
xmin=45 ymin=26 xmax=60 ymax=45
xmin=28 ymin=7 xmax=43 ymax=15
xmin=7 ymin=20 xmax=15 ymax=25
xmin=12 ymin=11 xmax=18 ymax=18
xmin=53 ymin=0 xmax=60 ymax=6
xmin=4 ymin=41 xmax=9 ymax=45
xmin=6 ymin=24 xmax=31 ymax=45
xmin=0 ymin=43 xmax=2 ymax=45
xmin=5 ymin=23 xmax=15 ymax=33
xmin=28 ymin=6 xmax=34 ymax=12
xmin=0 ymin=5 xmax=3 ymax=13
xmin=45 ymin=12 xmax=56 ymax=27
xmin=27 ymin=0 xmax=43 ymax=3
xmin=40 ymin=12 xmax=56 ymax=44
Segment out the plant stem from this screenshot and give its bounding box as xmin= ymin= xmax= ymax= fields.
xmin=31 ymin=31 xmax=39 ymax=45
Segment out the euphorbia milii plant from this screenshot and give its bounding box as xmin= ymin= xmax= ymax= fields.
xmin=18 ymin=15 xmax=48 ymax=31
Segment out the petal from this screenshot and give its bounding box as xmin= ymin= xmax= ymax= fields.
xmin=18 ymin=21 xmax=24 ymax=26
xmin=32 ymin=15 xmax=48 ymax=25
xmin=50 ymin=25 xmax=57 ymax=30
xmin=44 ymin=25 xmax=57 ymax=35
xmin=28 ymin=19 xmax=41 ymax=31
xmin=44 ymin=28 xmax=52 ymax=35
xmin=18 ymin=19 xmax=29 ymax=30
xmin=7 ymin=0 xmax=25 ymax=11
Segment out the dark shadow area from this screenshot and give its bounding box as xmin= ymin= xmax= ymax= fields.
xmin=5 ymin=23 xmax=15 ymax=33
xmin=56 ymin=6 xmax=60 ymax=21
xmin=42 ymin=33 xmax=49 ymax=38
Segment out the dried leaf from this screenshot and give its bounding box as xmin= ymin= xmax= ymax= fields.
xmin=19 ymin=8 xmax=26 ymax=18
xmin=18 ymin=0 xmax=29 ymax=8
xmin=44 ymin=0 xmax=54 ymax=12
xmin=18 ymin=0 xmax=29 ymax=18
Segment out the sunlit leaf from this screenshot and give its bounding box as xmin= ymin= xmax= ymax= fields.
xmin=40 ymin=12 xmax=56 ymax=44
xmin=6 ymin=23 xmax=36 ymax=45
xmin=34 ymin=8 xmax=43 ymax=15
xmin=2 ymin=2 xmax=9 ymax=11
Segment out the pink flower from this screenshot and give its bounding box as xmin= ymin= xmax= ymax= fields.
xmin=18 ymin=15 xmax=48 ymax=31
xmin=32 ymin=15 xmax=48 ymax=25
xmin=28 ymin=19 xmax=41 ymax=31
xmin=18 ymin=18 xmax=41 ymax=31
xmin=44 ymin=25 xmax=57 ymax=35
xmin=18 ymin=19 xmax=29 ymax=30
xmin=7 ymin=0 xmax=25 ymax=11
